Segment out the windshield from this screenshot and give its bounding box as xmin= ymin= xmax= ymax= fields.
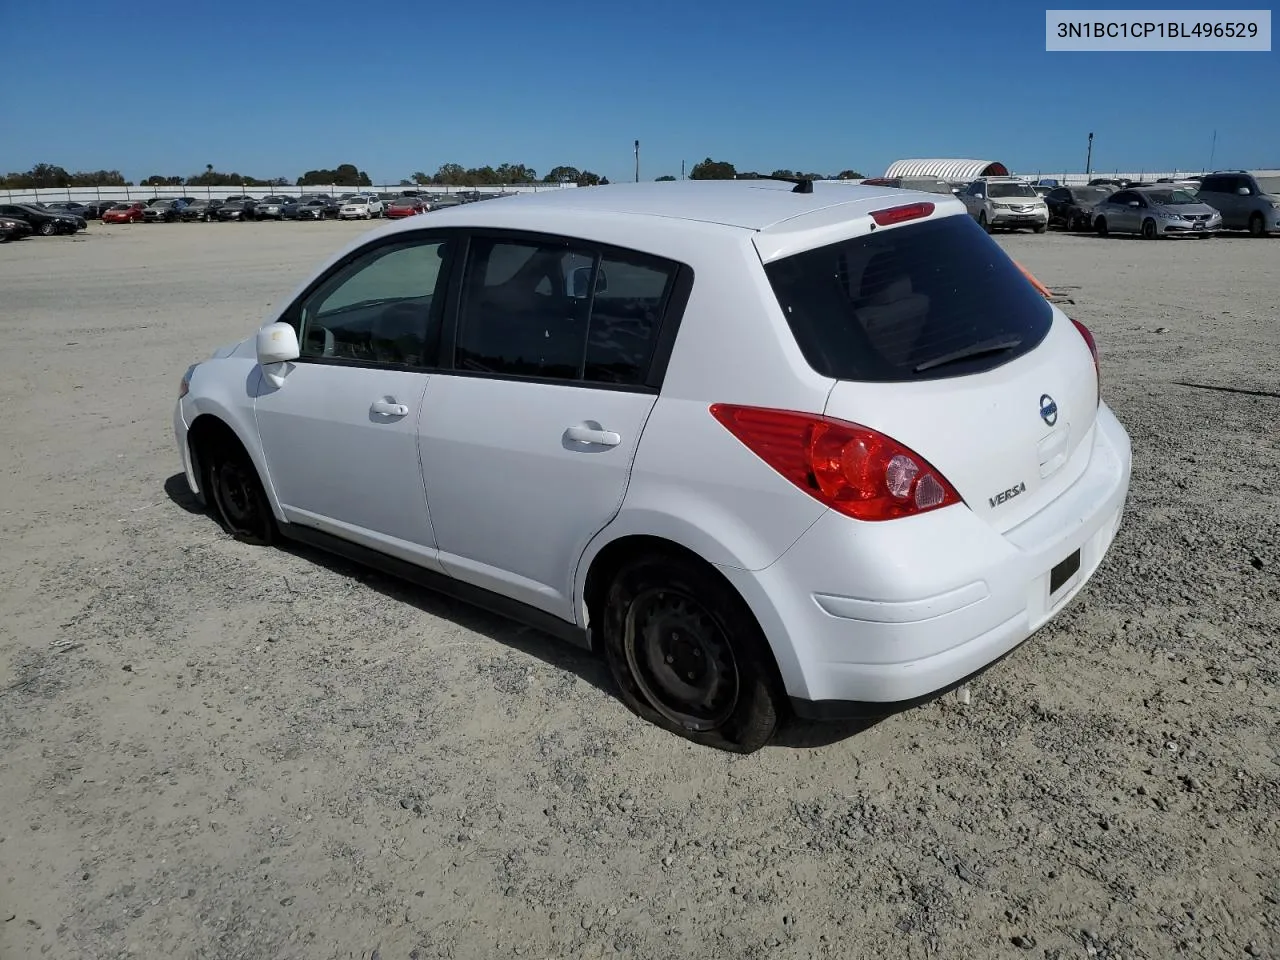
xmin=110 ymin=203 xmax=133 ymax=210
xmin=763 ymin=213 xmax=1052 ymax=383
xmin=348 ymin=197 xmax=367 ymax=204
xmin=987 ymin=182 xmax=1038 ymax=199
xmin=1143 ymin=189 xmax=1199 ymax=205
xmin=1256 ymin=177 xmax=1280 ymax=196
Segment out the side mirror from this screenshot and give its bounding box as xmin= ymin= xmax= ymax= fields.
xmin=1237 ymin=186 xmax=1251 ymax=195
xmin=256 ymin=322 xmax=300 ymax=386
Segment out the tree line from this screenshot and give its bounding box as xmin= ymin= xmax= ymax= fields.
xmin=2 ymin=158 xmax=867 ymax=191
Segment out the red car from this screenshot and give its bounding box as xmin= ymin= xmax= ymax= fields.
xmin=384 ymin=197 xmax=428 ymax=219
xmin=103 ymin=201 xmax=147 ymax=224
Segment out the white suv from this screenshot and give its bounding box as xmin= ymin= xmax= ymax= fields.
xmin=961 ymin=178 xmax=1050 ymax=233
xmin=337 ymin=195 xmax=384 ymax=220
xmin=175 ymin=180 xmax=1131 ymax=752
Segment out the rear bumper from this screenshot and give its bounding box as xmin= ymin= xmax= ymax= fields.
xmin=718 ymin=403 xmax=1132 ymax=714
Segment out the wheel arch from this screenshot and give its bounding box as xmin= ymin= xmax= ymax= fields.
xmin=183 ymin=399 xmax=282 ymax=522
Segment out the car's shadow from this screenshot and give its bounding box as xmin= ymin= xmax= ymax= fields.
xmin=164 ymin=472 xmax=887 ymax=751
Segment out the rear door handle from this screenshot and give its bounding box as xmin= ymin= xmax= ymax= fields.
xmin=371 ymin=398 xmax=409 ymax=417
xmin=565 ymin=425 xmax=621 ymax=446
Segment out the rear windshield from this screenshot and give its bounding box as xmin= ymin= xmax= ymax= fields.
xmin=763 ymin=213 xmax=1053 ymax=382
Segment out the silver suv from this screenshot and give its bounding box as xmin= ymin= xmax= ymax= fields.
xmin=1193 ymin=171 xmax=1280 ymax=236
xmin=960 ymin=178 xmax=1049 ymax=233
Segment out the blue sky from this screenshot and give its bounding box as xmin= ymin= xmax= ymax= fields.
xmin=2 ymin=0 xmax=1276 ymax=183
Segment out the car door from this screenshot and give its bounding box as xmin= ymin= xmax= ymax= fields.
xmin=253 ymin=231 xmax=458 ymax=572
xmin=418 ymin=232 xmax=687 ymax=621
xmin=1199 ymin=176 xmax=1235 ymax=226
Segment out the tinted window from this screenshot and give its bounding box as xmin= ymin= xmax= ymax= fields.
xmin=1199 ymin=176 xmax=1228 ymax=193
xmin=455 ymin=238 xmax=597 ymax=380
xmin=297 ymin=238 xmax=450 ymax=367
xmin=454 ymin=237 xmax=675 ymax=386
xmin=763 ymin=213 xmax=1053 ymax=383
xmin=582 ymin=252 xmax=675 ymax=386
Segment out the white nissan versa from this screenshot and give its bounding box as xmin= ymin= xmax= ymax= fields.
xmin=175 ymin=178 xmax=1132 ymax=752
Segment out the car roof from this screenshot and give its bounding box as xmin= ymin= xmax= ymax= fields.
xmin=390 ymin=179 xmax=938 ymax=232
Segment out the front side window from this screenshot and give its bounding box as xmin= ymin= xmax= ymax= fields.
xmin=454 ymin=236 xmax=677 ymax=387
xmin=296 ymin=238 xmax=451 ymax=367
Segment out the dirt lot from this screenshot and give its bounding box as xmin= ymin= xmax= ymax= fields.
xmin=1 ymin=219 xmax=1278 ymax=960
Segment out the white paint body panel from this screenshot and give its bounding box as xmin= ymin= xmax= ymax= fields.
xmin=254 ymin=363 xmax=442 ymax=572
xmin=175 ymin=180 xmax=1134 ymax=713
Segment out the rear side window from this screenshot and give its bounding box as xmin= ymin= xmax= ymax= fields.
xmin=763 ymin=213 xmax=1053 ymax=382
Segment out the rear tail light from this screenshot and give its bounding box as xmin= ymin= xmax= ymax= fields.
xmin=1070 ymin=318 xmax=1101 ymax=403
xmin=709 ymin=405 xmax=963 ymax=522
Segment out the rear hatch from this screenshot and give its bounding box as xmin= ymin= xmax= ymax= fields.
xmin=759 ymin=209 xmax=1099 ymax=534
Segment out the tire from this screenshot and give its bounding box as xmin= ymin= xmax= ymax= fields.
xmin=202 ymin=440 xmax=276 ymax=546
xmin=977 ymin=211 xmax=991 ymax=233
xmin=1248 ymin=212 xmax=1267 ymax=237
xmin=600 ymin=551 xmax=783 ymax=753
xmin=1141 ymin=218 xmax=1158 ymax=240
xmin=1095 ymin=217 xmax=1108 ymax=236
xmin=38 ymin=221 xmax=56 ymax=237
xmin=1033 ymin=223 xmax=1047 ymax=234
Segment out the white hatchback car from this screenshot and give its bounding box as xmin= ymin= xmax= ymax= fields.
xmin=338 ymin=195 xmax=384 ymax=220
xmin=175 ymin=179 xmax=1131 ymax=752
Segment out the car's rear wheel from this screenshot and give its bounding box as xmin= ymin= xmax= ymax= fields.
xmin=1141 ymin=218 xmax=1158 ymax=240
xmin=1248 ymin=212 xmax=1267 ymax=237
xmin=600 ymin=551 xmax=783 ymax=753
xmin=1095 ymin=216 xmax=1108 ymax=236
xmin=202 ymin=440 xmax=276 ymax=546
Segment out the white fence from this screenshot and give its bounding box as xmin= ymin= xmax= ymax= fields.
xmin=1 ymin=182 xmax=577 ymax=205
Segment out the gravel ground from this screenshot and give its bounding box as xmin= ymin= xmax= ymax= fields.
xmin=1 ymin=220 xmax=1277 ymax=960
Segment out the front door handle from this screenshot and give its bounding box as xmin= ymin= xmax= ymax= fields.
xmin=371 ymin=398 xmax=409 ymax=417
xmin=565 ymin=424 xmax=621 ymax=446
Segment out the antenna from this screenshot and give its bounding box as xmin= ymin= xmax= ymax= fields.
xmin=1208 ymin=129 xmax=1217 ymax=172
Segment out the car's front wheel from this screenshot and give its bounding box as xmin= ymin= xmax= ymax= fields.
xmin=203 ymin=441 xmax=276 ymax=546
xmin=1141 ymin=218 xmax=1158 ymax=240
xmin=977 ymin=211 xmax=991 ymax=233
xmin=600 ymin=550 xmax=783 ymax=753
xmin=1095 ymin=216 xmax=1109 ymax=236
xmin=1033 ymin=223 xmax=1047 ymax=234
xmin=38 ymin=221 xmax=56 ymax=236
xmin=1248 ymin=212 xmax=1268 ymax=237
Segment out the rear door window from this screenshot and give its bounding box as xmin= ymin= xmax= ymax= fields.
xmin=763 ymin=213 xmax=1053 ymax=383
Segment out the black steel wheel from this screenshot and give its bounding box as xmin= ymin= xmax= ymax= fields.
xmin=601 ymin=551 xmax=783 ymax=752
xmin=204 ymin=443 xmax=275 ymax=546
xmin=1141 ymin=218 xmax=1158 ymax=240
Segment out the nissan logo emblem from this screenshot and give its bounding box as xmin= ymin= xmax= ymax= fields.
xmin=1039 ymin=394 xmax=1059 ymax=426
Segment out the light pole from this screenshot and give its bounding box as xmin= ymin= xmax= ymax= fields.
xmin=1085 ymin=132 xmax=1094 ymax=180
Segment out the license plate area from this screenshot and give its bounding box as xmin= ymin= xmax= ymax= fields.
xmin=1049 ymin=548 xmax=1082 ymax=595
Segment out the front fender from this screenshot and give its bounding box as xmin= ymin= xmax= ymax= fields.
xmin=183 ymin=360 xmax=283 ymax=521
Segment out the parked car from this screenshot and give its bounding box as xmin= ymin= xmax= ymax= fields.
xmin=1045 ymin=186 xmax=1115 ymax=231
xmin=103 ymin=201 xmax=148 ymax=224
xmin=180 ymin=199 xmax=225 ymax=222
xmin=44 ymin=201 xmax=92 ymax=219
xmin=253 ymin=196 xmax=295 ymax=221
xmin=959 ymin=178 xmax=1049 ymax=232
xmin=0 ymin=215 xmax=34 ymax=241
xmin=1088 ymin=178 xmax=1129 ymax=189
xmin=1092 ymin=186 xmax=1223 ymax=239
xmin=81 ymin=199 xmax=119 ymax=219
xmin=0 ymin=203 xmax=82 ymax=235
xmin=143 ymin=199 xmax=187 ymax=223
xmin=215 ymin=200 xmax=256 ymax=222
xmin=1193 ymin=170 xmax=1280 ymax=236
xmin=283 ymin=198 xmax=330 ymax=220
xmin=172 ymin=180 xmax=1131 ymax=752
xmin=337 ymin=195 xmax=384 ymax=219
xmin=859 ymin=177 xmax=960 ymax=196
xmin=384 ymin=196 xmax=428 ymax=218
